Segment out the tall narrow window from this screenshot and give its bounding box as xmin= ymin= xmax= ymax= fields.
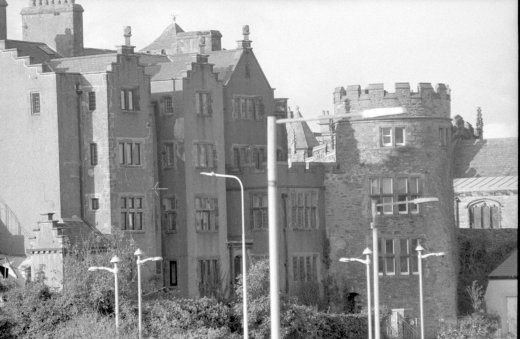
xmin=169 ymin=261 xmax=178 ymax=286
xmin=379 ymin=239 xmax=395 ymax=275
xmin=395 ymin=127 xmax=405 ymax=145
xmin=91 ymin=198 xmax=99 ymax=211
xmin=121 ymin=196 xmax=144 ymax=231
xmin=90 ymin=143 xmax=98 ymax=166
xmin=381 ymin=127 xmax=392 ymax=146
xmin=199 ymin=259 xmax=220 ymax=297
xmin=400 ymin=239 xmax=410 ymax=274
xmin=196 ymin=92 xmax=212 ymax=116
xmin=290 ymin=190 xmax=318 ymax=229
xmin=163 ymin=197 xmax=177 ymax=232
xmin=250 ymin=192 xmax=268 ymax=229
xmin=31 ymin=92 xmax=41 ymax=115
xmin=88 ymin=91 xmax=96 ymax=111
xmin=163 ymin=96 xmax=174 ymax=113
xmin=162 ymin=143 xmax=176 ymax=169
xmin=469 ymin=200 xmax=501 ymax=229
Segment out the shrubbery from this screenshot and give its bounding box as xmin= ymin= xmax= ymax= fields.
xmin=0 ymin=235 xmax=368 ymax=339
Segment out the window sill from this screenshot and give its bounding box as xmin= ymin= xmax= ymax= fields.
xmin=196 ymin=230 xmax=219 ymax=234
xmin=121 ymin=110 xmax=141 ymax=113
xmin=122 ymin=230 xmax=145 ymax=234
xmin=119 ymin=165 xmax=144 ymax=168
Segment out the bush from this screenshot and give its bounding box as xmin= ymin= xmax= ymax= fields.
xmin=437 ymin=312 xmax=500 ymax=339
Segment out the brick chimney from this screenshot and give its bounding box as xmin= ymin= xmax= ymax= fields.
xmin=0 ymin=0 xmax=7 ymax=41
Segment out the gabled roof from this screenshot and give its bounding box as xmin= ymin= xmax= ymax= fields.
xmin=48 ymin=53 xmax=118 ymax=73
xmin=489 ymin=249 xmax=518 ymax=279
xmin=149 ymin=49 xmax=243 ymax=84
xmin=288 ymin=108 xmax=320 ymax=150
xmin=140 ymin=22 xmax=185 ymax=53
xmin=453 ymin=176 xmax=518 ymax=193
xmin=1 ymin=39 xmax=61 ymax=64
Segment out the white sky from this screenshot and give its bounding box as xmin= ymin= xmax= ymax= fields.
xmin=5 ymin=0 xmax=518 ymax=138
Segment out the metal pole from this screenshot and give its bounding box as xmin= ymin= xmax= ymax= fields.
xmin=418 ymin=248 xmax=425 ymax=339
xmin=238 ymin=178 xmax=249 ymax=339
xmin=267 ymin=115 xmax=280 ymax=339
xmin=137 ymin=253 xmax=143 ymax=339
xmin=114 ymin=261 xmax=120 ymax=337
xmin=366 ymin=252 xmax=373 ymax=339
xmin=371 ymin=199 xmax=380 ymax=339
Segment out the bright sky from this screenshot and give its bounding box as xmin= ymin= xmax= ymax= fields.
xmin=5 ymin=0 xmax=518 ymax=138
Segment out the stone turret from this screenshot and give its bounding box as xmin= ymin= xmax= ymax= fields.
xmin=21 ymin=0 xmax=84 ymax=57
xmin=0 ymin=0 xmax=7 ymax=40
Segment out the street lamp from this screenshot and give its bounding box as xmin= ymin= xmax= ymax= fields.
xmin=415 ymin=244 xmax=445 ymax=339
xmin=134 ymin=249 xmax=162 ymax=339
xmin=339 ymin=247 xmax=373 ymax=339
xmin=268 ymin=107 xmax=408 ymax=338
xmin=370 ymin=197 xmax=438 ymax=339
xmin=88 ymin=256 xmax=122 ymax=336
xmin=200 ymin=171 xmax=249 ymax=339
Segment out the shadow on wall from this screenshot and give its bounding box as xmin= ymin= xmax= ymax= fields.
xmin=54 ymin=28 xmax=73 ymax=57
xmin=0 ymin=201 xmax=27 ymax=256
xmin=452 ymin=139 xmax=486 ymax=178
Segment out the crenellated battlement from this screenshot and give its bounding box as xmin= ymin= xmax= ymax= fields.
xmin=28 ymin=0 xmax=76 ymax=6
xmin=334 ymin=82 xmax=451 ymax=118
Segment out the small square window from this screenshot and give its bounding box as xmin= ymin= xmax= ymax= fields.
xmin=91 ymin=198 xmax=99 ymax=210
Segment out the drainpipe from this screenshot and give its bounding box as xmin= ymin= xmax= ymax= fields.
xmin=75 ymin=82 xmax=84 ymax=220
xmin=281 ymin=193 xmax=289 ymax=294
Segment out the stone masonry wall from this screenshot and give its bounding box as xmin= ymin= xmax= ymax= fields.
xmin=325 ymin=83 xmax=457 ymax=338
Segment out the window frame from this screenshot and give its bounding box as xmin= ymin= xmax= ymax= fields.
xmin=169 ymin=260 xmax=178 ymax=287
xmin=88 ymin=91 xmax=96 ymax=111
xmin=289 ymin=190 xmax=319 ymax=229
xmin=196 ymin=91 xmax=212 ymax=116
xmin=162 ymin=196 xmax=177 ymax=232
xmin=292 ymin=253 xmax=319 ymax=282
xmin=194 ymin=196 xmax=219 ymax=232
xmin=90 ymin=143 xmax=98 ymax=166
xmin=250 ymin=192 xmax=268 ymax=230
xmin=30 ymin=92 xmax=41 ymax=115
xmin=118 ymin=140 xmax=143 ymax=167
xmin=370 ymin=176 xmax=422 ymax=215
xmin=380 ymin=127 xmax=406 ymax=147
xmin=194 ymin=142 xmax=217 ymax=170
xmin=120 ymin=195 xmax=145 ymax=231
xmin=120 ymin=87 xmax=140 ymax=112
xmin=161 ymin=142 xmax=176 ymax=169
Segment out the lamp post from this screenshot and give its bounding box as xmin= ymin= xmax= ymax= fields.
xmin=268 ymin=107 xmax=408 ymax=338
xmin=88 ymin=256 xmax=122 ymax=336
xmin=200 ymin=171 xmax=248 ymax=339
xmin=339 ymin=247 xmax=373 ymax=339
xmin=134 ymin=249 xmax=163 ymax=339
xmin=370 ymin=197 xmax=438 ymax=339
xmin=416 ymin=244 xmax=445 ymax=339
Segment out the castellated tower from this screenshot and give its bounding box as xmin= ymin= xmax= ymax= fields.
xmin=325 ymin=83 xmax=457 ymax=337
xmin=21 ymin=0 xmax=84 ymax=57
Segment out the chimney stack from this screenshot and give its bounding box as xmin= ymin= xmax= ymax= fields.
xmin=0 ymin=0 xmax=7 ymax=41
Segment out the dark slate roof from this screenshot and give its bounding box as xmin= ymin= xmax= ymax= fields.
xmin=48 ymin=54 xmax=118 ymax=73
xmin=489 ymin=249 xmax=518 ymax=279
xmin=149 ymin=49 xmax=243 ymax=84
xmin=453 ymin=176 xmax=518 ymax=193
xmin=288 ymin=108 xmax=320 ymax=150
xmin=140 ymin=22 xmax=185 ymax=52
xmin=453 ymin=138 xmax=518 ymax=178
xmin=2 ymin=39 xmax=61 ymax=64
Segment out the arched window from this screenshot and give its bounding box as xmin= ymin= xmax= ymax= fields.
xmin=468 ymin=200 xmax=501 ymax=229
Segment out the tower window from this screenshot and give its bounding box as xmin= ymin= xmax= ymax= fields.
xmin=380 ymin=127 xmax=406 ymax=147
xmin=370 ymin=176 xmax=421 ymax=215
xmin=90 ymin=143 xmax=98 ymax=166
xmin=121 ymin=88 xmax=140 ymax=111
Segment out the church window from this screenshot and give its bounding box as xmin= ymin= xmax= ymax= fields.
xmin=469 ymin=200 xmax=501 ymax=229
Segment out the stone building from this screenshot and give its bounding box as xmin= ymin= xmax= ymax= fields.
xmin=0 ymin=1 xmax=517 ymax=338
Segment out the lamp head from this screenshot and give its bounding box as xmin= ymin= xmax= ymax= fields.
xmin=415 ymin=244 xmax=425 ymax=252
xmin=339 ymin=258 xmax=352 ymax=263
xmin=411 ymin=197 xmax=439 ymax=204
xmin=150 ymin=257 xmax=163 ymax=262
xmin=134 ymin=248 xmax=144 ymax=257
xmin=200 ymin=171 xmax=215 ymax=177
xmin=110 ymin=256 xmax=121 ymax=264
xmin=362 ymin=247 xmax=373 ymax=256
xmin=88 ymin=267 xmax=98 ymax=272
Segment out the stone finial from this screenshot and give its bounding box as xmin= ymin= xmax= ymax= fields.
xmin=243 ymin=25 xmax=250 ymax=41
xmin=198 ymin=36 xmax=206 ymax=54
xmin=476 ymin=107 xmax=483 ymax=140
xmin=124 ymin=26 xmax=132 ymax=46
